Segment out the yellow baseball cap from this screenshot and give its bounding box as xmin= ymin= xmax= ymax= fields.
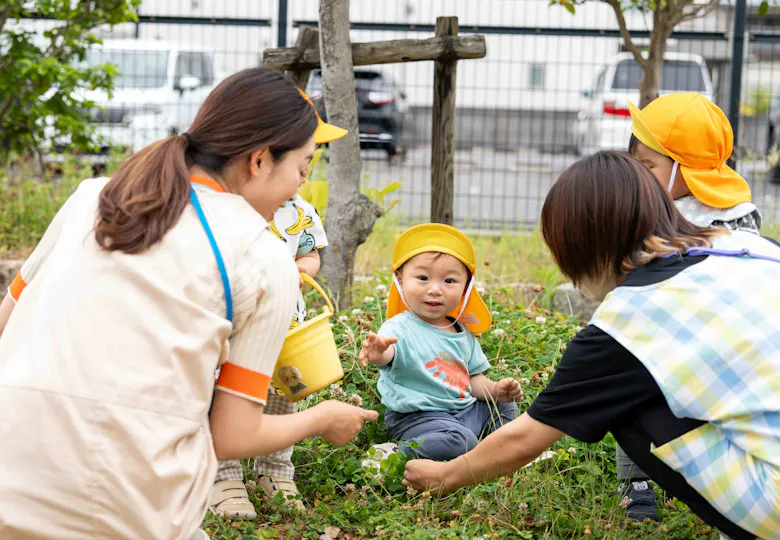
xmin=628 ymin=93 xmax=751 ymax=209
xmin=387 ymin=223 xmax=492 ymax=334
xmin=298 ymin=88 xmax=348 ymax=144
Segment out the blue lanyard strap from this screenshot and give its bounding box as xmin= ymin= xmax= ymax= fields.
xmin=189 ymin=186 xmax=233 ymax=323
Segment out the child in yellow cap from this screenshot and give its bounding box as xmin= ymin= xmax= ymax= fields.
xmin=358 ymin=224 xmax=522 ymax=468
xmin=616 ymin=92 xmax=763 ymax=521
xmin=210 ymin=91 xmax=348 ymax=518
xmin=629 ymin=92 xmax=762 ymax=232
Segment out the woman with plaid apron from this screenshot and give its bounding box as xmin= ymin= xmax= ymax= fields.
xmin=402 ymin=152 xmax=779 ymax=540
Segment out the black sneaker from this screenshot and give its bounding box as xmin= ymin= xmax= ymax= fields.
xmin=619 ymin=480 xmax=659 ymax=521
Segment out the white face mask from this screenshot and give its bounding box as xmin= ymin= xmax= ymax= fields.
xmin=392 ymin=273 xmax=475 ymax=330
xmin=668 ymin=161 xmax=679 ymax=194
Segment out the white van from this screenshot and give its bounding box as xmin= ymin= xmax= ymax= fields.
xmin=51 ymin=39 xmax=219 ymax=162
xmin=572 ymin=52 xmax=714 ymax=155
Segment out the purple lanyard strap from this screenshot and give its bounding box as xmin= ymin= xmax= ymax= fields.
xmin=681 ymin=247 xmax=780 ymax=264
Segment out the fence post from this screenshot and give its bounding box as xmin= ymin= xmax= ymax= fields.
xmin=284 ymin=26 xmax=320 ymax=90
xmin=431 ymin=16 xmax=458 ymax=226
xmin=728 ymin=0 xmax=747 ymax=167
xmin=277 ymin=0 xmax=289 ymax=47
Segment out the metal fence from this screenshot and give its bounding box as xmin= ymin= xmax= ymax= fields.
xmin=20 ymin=0 xmax=780 ymax=230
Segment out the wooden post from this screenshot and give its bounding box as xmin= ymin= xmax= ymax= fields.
xmin=430 ymin=16 xmax=458 ymax=225
xmin=285 ymin=25 xmax=320 ymax=89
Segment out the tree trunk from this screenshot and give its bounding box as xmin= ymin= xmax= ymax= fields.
xmin=318 ymin=0 xmax=381 ymax=309
xmin=639 ymin=8 xmax=672 ymax=108
xmin=639 ymin=52 xmax=662 ymax=109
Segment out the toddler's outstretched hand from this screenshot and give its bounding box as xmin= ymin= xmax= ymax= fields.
xmin=359 ymin=332 xmax=398 ymax=368
xmin=495 ymin=377 xmax=523 ymax=402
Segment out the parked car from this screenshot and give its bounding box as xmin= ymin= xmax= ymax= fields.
xmin=572 ymin=52 xmax=714 ymax=155
xmin=306 ymin=69 xmax=408 ymax=158
xmin=50 ymin=39 xmax=219 ymax=163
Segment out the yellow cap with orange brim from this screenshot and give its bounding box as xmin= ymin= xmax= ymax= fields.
xmin=628 ymin=93 xmax=750 ymax=209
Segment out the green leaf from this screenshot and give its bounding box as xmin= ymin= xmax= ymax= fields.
xmin=378 ymin=181 xmax=402 ymax=196
xmin=564 ymin=2 xmax=576 ymax=13
xmin=759 ymin=0 xmax=769 ymax=16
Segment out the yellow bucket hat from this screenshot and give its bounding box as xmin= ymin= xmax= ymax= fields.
xmin=628 ymin=93 xmax=751 ymax=209
xmin=387 ymin=223 xmax=492 ymax=334
xmin=298 ymin=88 xmax=348 ymax=144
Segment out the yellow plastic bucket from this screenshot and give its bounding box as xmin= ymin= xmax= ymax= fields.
xmin=271 ymin=274 xmax=343 ymax=402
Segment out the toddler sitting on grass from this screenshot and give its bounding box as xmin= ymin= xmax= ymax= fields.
xmin=359 ymin=224 xmax=522 ymax=467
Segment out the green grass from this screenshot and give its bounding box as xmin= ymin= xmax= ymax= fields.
xmin=202 ymin=286 xmax=722 ymax=539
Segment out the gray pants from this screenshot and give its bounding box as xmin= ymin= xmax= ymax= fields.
xmin=385 ymin=400 xmax=518 ymax=461
xmin=616 ymin=442 xmax=649 ymax=480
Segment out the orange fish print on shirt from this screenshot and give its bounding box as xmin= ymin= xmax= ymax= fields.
xmin=426 ymin=353 xmax=470 ymax=399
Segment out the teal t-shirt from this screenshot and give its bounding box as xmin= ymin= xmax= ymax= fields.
xmin=376 ymin=311 xmax=491 ymax=413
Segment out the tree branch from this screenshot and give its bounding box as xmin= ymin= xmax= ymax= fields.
xmin=0 ymin=3 xmax=13 ymax=35
xmin=603 ymin=0 xmax=647 ymax=70
xmin=0 ymin=95 xmax=16 ymax=126
xmin=674 ymin=0 xmax=719 ymax=25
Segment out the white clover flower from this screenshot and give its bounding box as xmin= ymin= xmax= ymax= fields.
xmin=492 ymin=328 xmax=507 ymax=338
xmin=491 ymin=310 xmax=500 ymax=316
xmin=477 ymin=286 xmax=486 ymax=295
xmin=339 ymin=315 xmax=349 ymax=322
xmin=520 ymin=378 xmax=530 ymax=385
xmin=347 ymin=394 xmax=363 ymax=406
xmin=329 ymin=384 xmax=346 ymax=398
xmin=503 ymin=320 xmax=512 ymax=326
xmin=568 ymin=447 xmax=577 ymax=454
xmin=541 ymin=372 xmax=549 ymax=381
xmin=382 ymin=298 xmax=388 ymax=306
xmin=535 ymin=316 xmax=547 ymax=325
xmin=375 ymin=284 xmax=388 ymax=294
xmin=352 ymin=308 xmax=363 ymax=316
xmin=575 ymin=325 xmax=583 ymax=332
xmin=496 ymin=359 xmax=509 ymax=371
xmin=519 ymin=502 xmax=528 ymax=512
xmin=363 ymin=296 xmax=375 ymax=304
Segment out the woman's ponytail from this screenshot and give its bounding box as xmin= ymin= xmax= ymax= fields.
xmin=94 ymin=67 xmax=317 ymax=255
xmin=94 ymin=135 xmax=190 ymax=254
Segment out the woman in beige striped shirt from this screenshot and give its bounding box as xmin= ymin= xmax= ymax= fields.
xmin=0 ymin=68 xmax=377 ymax=540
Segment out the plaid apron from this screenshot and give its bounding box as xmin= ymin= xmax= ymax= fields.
xmin=591 ymin=231 xmax=780 ymax=540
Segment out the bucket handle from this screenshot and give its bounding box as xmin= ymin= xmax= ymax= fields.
xmin=301 ymin=273 xmax=334 ymax=315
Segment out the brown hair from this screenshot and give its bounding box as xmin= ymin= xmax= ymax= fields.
xmin=540 ymin=151 xmax=723 ymax=284
xmin=628 ymin=133 xmax=640 ymax=154
xmin=94 ymin=68 xmax=317 ymax=254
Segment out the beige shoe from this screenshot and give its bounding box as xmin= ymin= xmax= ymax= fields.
xmin=209 ymin=480 xmax=257 ymax=520
xmin=258 ymin=475 xmax=306 ymax=512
